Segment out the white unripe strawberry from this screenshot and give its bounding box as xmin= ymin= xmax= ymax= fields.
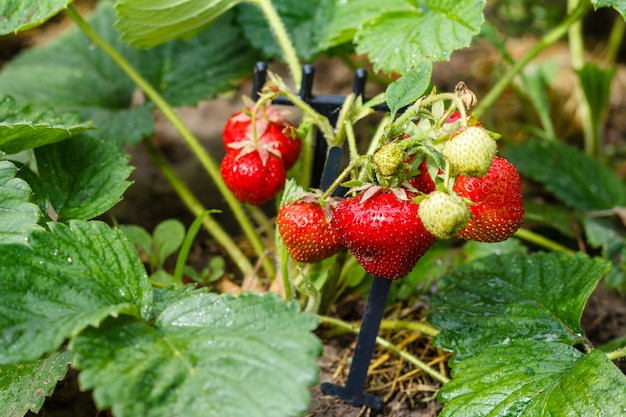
xmin=443 ymin=126 xmax=497 ymax=177
xmin=419 ymin=190 xmax=470 ymax=239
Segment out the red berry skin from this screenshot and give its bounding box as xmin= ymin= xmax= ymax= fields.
xmin=220 ymin=150 xmax=286 ymax=205
xmin=223 ymin=111 xmax=301 ymax=170
xmin=277 ymin=201 xmax=343 ymax=263
xmin=331 ymin=190 xmax=436 ymax=280
xmin=444 ymin=110 xmax=482 ymax=127
xmin=408 ymin=159 xmax=437 ymax=193
xmin=453 ymin=157 xmax=524 ymax=242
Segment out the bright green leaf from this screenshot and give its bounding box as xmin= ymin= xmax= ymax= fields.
xmin=439 ymin=340 xmax=626 ymax=417
xmin=385 ymin=62 xmax=433 ymax=117
xmin=72 ymin=291 xmax=321 ymax=417
xmin=592 ymin=0 xmax=626 ymax=18
xmin=502 ymin=139 xmax=626 ymax=210
xmin=355 ymin=0 xmax=486 ymax=74
xmin=0 ymin=158 xmax=41 ymax=244
xmin=0 ymin=220 xmax=152 ymax=364
xmin=114 ymin=0 xmax=244 ymax=48
xmin=0 ymin=350 xmax=71 ymax=417
xmin=0 ymin=96 xmax=91 ymax=154
xmin=153 ymin=219 xmax=185 ymax=268
xmin=576 ymin=63 xmax=616 ymax=137
xmin=428 ymin=252 xmax=611 ymax=359
xmin=317 ymin=0 xmax=411 ymax=50
xmin=0 ymin=0 xmax=71 ymax=34
xmin=35 ymin=135 xmax=133 ymax=221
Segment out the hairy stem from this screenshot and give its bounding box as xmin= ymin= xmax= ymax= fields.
xmin=606 ymin=345 xmax=626 ymax=361
xmin=318 ymin=315 xmax=450 ymax=384
xmin=66 ymin=5 xmax=273 ymax=278
xmin=473 ymin=1 xmax=591 ymax=120
xmin=248 ymin=0 xmax=302 ymax=87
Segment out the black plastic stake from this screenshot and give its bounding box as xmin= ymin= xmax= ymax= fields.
xmin=320 ymin=276 xmax=390 ymax=410
xmin=252 ymin=62 xmax=388 ymax=410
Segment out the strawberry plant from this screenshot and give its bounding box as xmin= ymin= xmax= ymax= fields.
xmin=1 ymin=0 xmax=626 ymax=416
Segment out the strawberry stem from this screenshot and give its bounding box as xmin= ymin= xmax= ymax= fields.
xmin=514 ymin=228 xmax=575 ymax=255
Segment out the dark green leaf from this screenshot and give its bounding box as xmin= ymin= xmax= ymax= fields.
xmin=35 ymin=135 xmax=133 ymax=221
xmin=0 ymin=0 xmax=71 ymax=34
xmin=502 ymin=139 xmax=626 ymax=210
xmin=355 ymin=0 xmax=486 ymax=74
xmin=592 ymin=0 xmax=626 ymax=18
xmin=0 ymin=220 xmax=152 ymax=364
xmin=576 ymin=63 xmax=616 ymax=136
xmin=0 ymin=3 xmax=257 ymax=145
xmin=385 ymin=62 xmax=433 ymax=117
xmin=72 ymin=291 xmax=321 ymax=417
xmin=583 ymin=216 xmax=626 ymax=290
xmin=0 ymin=158 xmax=41 ymax=244
xmin=0 ymin=350 xmax=71 ymax=417
xmin=439 ymin=340 xmax=626 ymax=417
xmin=523 ymin=201 xmax=582 ymax=238
xmin=0 ymin=96 xmax=91 ymax=154
xmin=428 ymin=252 xmax=610 ymax=358
xmin=459 ymin=238 xmax=528 ymax=263
xmin=114 ymin=0 xmax=243 ymax=48
xmin=237 ymin=0 xmax=333 ymax=61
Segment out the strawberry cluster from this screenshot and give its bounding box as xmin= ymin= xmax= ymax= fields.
xmin=221 ymin=85 xmax=524 ymax=281
xmin=220 ymin=105 xmax=301 ymax=205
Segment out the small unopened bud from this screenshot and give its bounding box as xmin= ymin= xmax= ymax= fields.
xmin=455 ymin=81 xmax=477 ymax=110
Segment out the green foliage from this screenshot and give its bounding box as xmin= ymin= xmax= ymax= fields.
xmin=0 ymin=350 xmax=72 ymax=417
xmin=593 ymin=0 xmax=626 ymax=18
xmin=35 ymin=136 xmax=133 ymax=221
xmin=429 ymin=252 xmax=626 ymax=415
xmin=428 ymin=252 xmax=610 ymax=359
xmin=385 ymin=61 xmax=433 ymax=117
xmin=0 ymin=2 xmax=258 ymax=145
xmin=115 ymin=0 xmax=244 ymax=48
xmin=439 ymin=341 xmax=626 ymax=416
xmin=0 ymin=0 xmax=71 ymax=34
xmin=0 ymin=95 xmax=91 ymax=154
xmin=0 ymin=220 xmax=153 ymax=364
xmin=71 ymin=291 xmax=321 ymax=417
xmin=576 ymin=63 xmax=616 ymax=138
xmin=503 ymin=139 xmax=626 ymax=211
xmin=0 ymin=158 xmax=41 ymax=244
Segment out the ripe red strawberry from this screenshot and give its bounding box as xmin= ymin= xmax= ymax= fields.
xmin=331 ymin=190 xmax=436 ymax=280
xmin=223 ymin=109 xmax=301 ymax=170
xmin=453 ymin=157 xmax=524 ymax=242
xmin=277 ymin=199 xmax=343 ymax=263
xmin=220 ymin=150 xmax=286 ymax=205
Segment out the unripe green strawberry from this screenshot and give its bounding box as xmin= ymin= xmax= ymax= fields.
xmin=373 ymin=143 xmax=405 ymax=178
xmin=443 ymin=126 xmax=497 ymax=177
xmin=453 ymin=157 xmax=524 ymax=242
xmin=419 ymin=190 xmax=470 ymax=239
xmin=277 ymin=199 xmax=343 ymax=263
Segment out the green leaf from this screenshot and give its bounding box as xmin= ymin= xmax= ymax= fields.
xmin=0 ymin=0 xmax=71 ymax=34
xmin=115 ymin=0 xmax=244 ymax=48
xmin=428 ymin=252 xmax=610 ymax=359
xmin=576 ymin=63 xmax=616 ymax=137
xmin=0 ymin=158 xmax=41 ymax=244
xmin=152 ymin=219 xmax=185 ymax=268
xmin=583 ymin=216 xmax=626 ymax=290
xmin=0 ymin=96 xmax=91 ymax=154
xmin=0 ymin=220 xmax=152 ymax=364
xmin=35 ymin=135 xmax=133 ymax=221
xmin=72 ymin=291 xmax=321 ymax=417
xmin=439 ymin=340 xmax=626 ymax=417
xmin=0 ymin=3 xmax=257 ymax=145
xmin=0 ymin=350 xmax=71 ymax=417
xmin=459 ymin=238 xmax=528 ymax=263
xmin=354 ymin=0 xmax=485 ymax=74
xmin=118 ymin=224 xmax=153 ymax=256
xmin=237 ymin=0 xmax=332 ymax=61
xmin=502 ymin=139 xmax=626 ymax=210
xmin=592 ymin=0 xmax=626 ymax=18
xmin=523 ymin=201 xmax=582 ymax=238
xmin=385 ymin=62 xmax=433 ymax=117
